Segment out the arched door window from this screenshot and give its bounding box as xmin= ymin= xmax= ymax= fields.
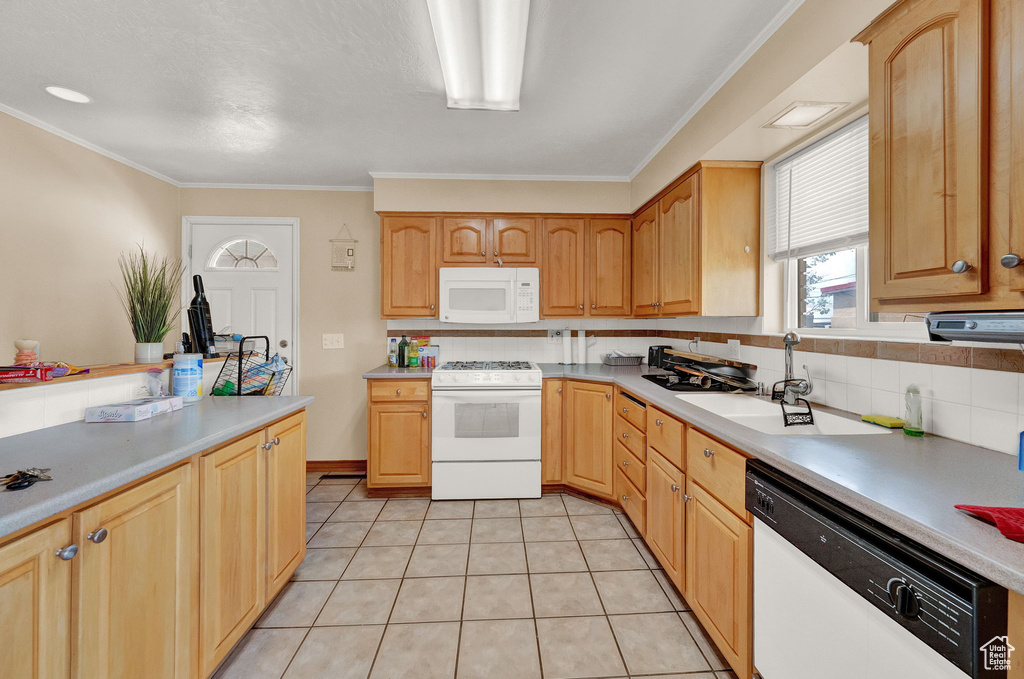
xmin=207 ymin=238 xmax=279 ymax=270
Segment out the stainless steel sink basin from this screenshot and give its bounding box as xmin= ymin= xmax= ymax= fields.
xmin=675 ymin=393 xmax=891 ymax=436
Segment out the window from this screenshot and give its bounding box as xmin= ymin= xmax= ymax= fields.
xmin=768 ymin=115 xmax=923 ymax=337
xmin=208 ymin=238 xmax=279 ymax=270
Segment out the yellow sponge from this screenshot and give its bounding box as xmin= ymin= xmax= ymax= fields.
xmin=861 ymin=414 xmax=905 ymax=429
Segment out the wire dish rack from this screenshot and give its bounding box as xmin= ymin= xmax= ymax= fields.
xmin=212 ymin=335 xmax=291 ymax=396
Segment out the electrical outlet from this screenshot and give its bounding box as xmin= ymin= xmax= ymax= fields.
xmin=322 ymin=333 xmax=345 ymax=349
xmin=727 ymin=339 xmax=741 ymax=359
xmin=547 ymin=329 xmax=565 ymax=344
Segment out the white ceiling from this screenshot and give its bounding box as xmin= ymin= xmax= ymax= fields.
xmin=0 ymin=0 xmax=798 ymax=188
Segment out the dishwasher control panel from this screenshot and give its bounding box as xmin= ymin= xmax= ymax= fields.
xmin=746 ymin=460 xmax=1008 ymax=678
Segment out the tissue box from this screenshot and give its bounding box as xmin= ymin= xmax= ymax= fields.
xmin=85 ymin=396 xmax=184 ymax=422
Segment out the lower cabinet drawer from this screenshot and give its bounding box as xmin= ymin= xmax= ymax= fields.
xmin=648 ymin=407 xmax=685 ymax=471
xmin=614 ymin=441 xmax=646 ymax=492
xmin=614 ymin=468 xmax=646 ymax=535
xmin=614 ymin=415 xmax=646 ymax=460
xmin=369 ymin=379 xmax=430 ymax=403
xmin=686 ymin=428 xmax=748 ymax=519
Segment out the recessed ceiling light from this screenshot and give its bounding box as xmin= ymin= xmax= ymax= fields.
xmin=44 ymin=85 xmax=91 ymax=103
xmin=427 ymin=0 xmax=530 ymax=111
xmin=763 ymin=101 xmax=847 ymax=130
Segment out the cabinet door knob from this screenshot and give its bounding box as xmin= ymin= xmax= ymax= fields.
xmin=621 ymin=494 xmax=629 ymax=502
xmin=557 ymin=387 xmax=562 ymax=393
xmin=671 ymin=484 xmax=680 ymax=492
xmin=87 ymin=528 xmax=108 ymax=544
xmin=683 ymin=494 xmax=692 ymax=502
xmin=605 ymin=393 xmax=611 ymax=399
xmin=55 ymin=544 xmax=78 ymax=561
xmin=704 ymin=448 xmax=715 ymax=458
xmin=591 ymin=304 xmax=596 ymax=309
xmin=263 ymin=442 xmax=273 ymax=450
xmin=272 ymin=437 xmax=280 ymax=446
xmin=579 ymin=304 xmax=584 ymax=309
xmin=621 ymin=460 xmax=629 ymax=466
xmin=621 ymin=407 xmax=629 ymax=412
xmin=1002 ymin=254 xmax=1023 ymax=269
xmin=951 ymin=260 xmax=973 ymax=274
xmin=481 ymin=251 xmax=486 ymax=256
xmin=396 ymin=389 xmax=401 ymax=395
xmin=422 ymin=409 xmax=428 ymax=418
xmin=621 ymin=432 xmax=629 ymax=438
xmin=430 ymin=304 xmax=435 ymax=310
xmin=651 ymin=302 xmax=657 ymax=308
xmin=655 ymin=419 xmax=663 ymax=426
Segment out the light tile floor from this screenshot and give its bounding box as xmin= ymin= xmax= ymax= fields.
xmin=213 ymin=472 xmax=739 ymax=679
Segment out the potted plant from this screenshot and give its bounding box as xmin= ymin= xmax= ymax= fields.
xmin=115 ymin=246 xmax=184 ymax=364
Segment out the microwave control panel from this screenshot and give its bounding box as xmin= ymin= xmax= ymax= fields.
xmin=515 ymin=280 xmax=539 ymax=322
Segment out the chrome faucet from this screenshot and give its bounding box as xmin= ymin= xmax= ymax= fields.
xmin=782 ymin=332 xmax=813 ymax=405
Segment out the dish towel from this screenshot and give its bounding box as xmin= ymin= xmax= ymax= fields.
xmin=954 ymin=505 xmax=1024 ymax=542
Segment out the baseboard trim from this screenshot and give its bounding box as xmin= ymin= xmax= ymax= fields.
xmin=360 ymin=482 xmax=620 ymax=508
xmin=306 ymin=460 xmax=367 ymax=473
xmin=367 ymin=487 xmax=432 ymax=498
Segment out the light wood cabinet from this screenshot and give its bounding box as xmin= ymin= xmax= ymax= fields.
xmin=587 ymin=218 xmax=632 ymax=316
xmin=563 ymin=379 xmax=614 ymax=498
xmin=265 ymin=412 xmax=306 ymax=600
xmin=540 ymin=218 xmax=587 ymax=316
xmin=542 ymin=379 xmax=564 ymax=484
xmin=493 ymin=217 xmax=538 ymax=264
xmin=381 ymin=216 xmax=438 ymax=317
xmin=646 ymin=450 xmax=685 ymax=588
xmin=614 ymin=468 xmax=646 ymax=535
xmin=685 ymin=481 xmax=753 ymax=679
xmin=367 ymin=379 xmax=431 ymax=488
xmin=0 ymin=518 xmax=73 ymax=679
xmin=441 ymin=217 xmax=488 ymax=264
xmin=615 ymin=389 xmax=647 ymax=430
xmin=632 ymin=162 xmax=761 ymax=317
xmin=74 ymin=463 xmax=196 ymax=679
xmin=648 ymin=407 xmax=685 ymax=471
xmin=686 ymin=428 xmax=749 ymax=521
xmin=200 ymin=433 xmax=265 ymax=676
xmin=856 ymin=0 xmax=988 ymax=304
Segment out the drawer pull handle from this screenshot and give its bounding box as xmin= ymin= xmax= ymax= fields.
xmin=621 ymin=460 xmax=629 ymax=466
xmin=704 ymin=448 xmax=715 ymax=458
xmin=396 ymin=389 xmax=401 ymax=395
xmin=655 ymin=419 xmax=663 ymax=426
xmin=622 ymin=407 xmax=629 ymax=412
xmin=263 ymin=442 xmax=273 ymax=450
xmin=621 ymin=433 xmax=629 ymax=438
xmin=671 ymin=484 xmax=680 ymax=492
xmin=621 ymin=494 xmax=629 ymax=501
xmin=87 ymin=528 xmax=108 ymax=544
xmin=55 ymin=544 xmax=78 ymax=561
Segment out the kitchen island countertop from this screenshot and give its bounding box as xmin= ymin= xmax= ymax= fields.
xmin=363 ymin=361 xmax=1024 ymax=593
xmin=0 ymin=395 xmax=313 ymax=539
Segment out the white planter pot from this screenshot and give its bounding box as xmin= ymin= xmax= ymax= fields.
xmin=135 ymin=342 xmax=165 ymax=364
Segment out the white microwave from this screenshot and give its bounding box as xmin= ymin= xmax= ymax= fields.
xmin=438 ymin=267 xmax=540 ymax=324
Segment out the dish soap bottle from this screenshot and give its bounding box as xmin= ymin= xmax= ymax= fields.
xmin=398 ymin=335 xmax=410 ymax=368
xmin=904 ymin=384 xmax=924 ymax=437
xmin=387 ymin=338 xmax=398 ymax=367
xmin=409 ymin=339 xmax=420 ymax=367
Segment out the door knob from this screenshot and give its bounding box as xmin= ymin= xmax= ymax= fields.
xmin=682 ymin=494 xmax=692 ymax=502
xmin=621 ymin=494 xmax=630 ymax=502
xmin=1002 ymin=254 xmax=1023 ymax=269
xmin=430 ymin=304 xmax=435 ymax=310
xmin=621 ymin=407 xmax=629 ymax=413
xmin=557 ymin=387 xmax=562 ymax=393
xmin=422 ymin=410 xmax=428 ymax=418
xmin=55 ymin=544 xmax=78 ymax=560
xmin=279 ymin=339 xmax=288 ymax=348
xmin=671 ymin=484 xmax=679 ymax=492
xmin=579 ymin=304 xmax=584 ymax=309
xmin=493 ymin=251 xmax=498 ymax=257
xmin=396 ymin=389 xmax=401 ymax=395
xmin=951 ymin=260 xmax=973 ymax=274
xmin=655 ymin=419 xmax=663 ymax=426
xmin=272 ymin=437 xmax=280 ymax=446
xmin=591 ymin=304 xmax=596 ymax=309
xmin=263 ymin=442 xmax=273 ymax=450
xmin=481 ymin=251 xmax=485 ymax=256
xmin=87 ymin=528 xmax=108 ymax=543
xmin=605 ymin=393 xmax=611 ymax=399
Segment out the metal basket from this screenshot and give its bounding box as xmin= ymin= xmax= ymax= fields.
xmin=212 ymin=336 xmax=291 ymax=396
xmin=601 ymin=353 xmax=644 ymax=366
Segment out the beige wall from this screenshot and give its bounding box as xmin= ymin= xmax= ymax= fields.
xmin=628 ymin=0 xmax=893 ymax=210
xmin=179 ymin=188 xmax=382 ymax=461
xmin=0 ymin=112 xmax=181 ymax=365
xmin=373 ymin=177 xmax=630 ymax=214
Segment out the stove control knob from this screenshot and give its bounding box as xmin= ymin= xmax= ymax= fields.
xmin=887 ymin=579 xmax=921 ymax=619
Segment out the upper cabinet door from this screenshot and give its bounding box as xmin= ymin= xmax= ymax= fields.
xmin=659 ymin=173 xmax=702 ymax=315
xmin=540 ymin=218 xmax=586 ymax=316
xmin=587 ymin=218 xmax=632 ymax=316
xmin=859 ymin=0 xmax=988 ymax=301
xmin=381 ymin=216 xmax=438 ymax=317
xmin=632 ymin=205 xmax=659 ymax=316
xmin=441 ymin=218 xmax=488 ymax=264
xmin=493 ymin=217 xmax=538 ymax=264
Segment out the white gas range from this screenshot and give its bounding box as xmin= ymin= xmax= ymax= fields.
xmin=430 ymin=361 xmax=542 ymax=500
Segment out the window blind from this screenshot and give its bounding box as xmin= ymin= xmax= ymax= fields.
xmin=767 ymin=115 xmax=869 ymax=261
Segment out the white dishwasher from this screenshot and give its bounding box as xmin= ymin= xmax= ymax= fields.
xmin=746 ymin=460 xmax=1009 ymax=679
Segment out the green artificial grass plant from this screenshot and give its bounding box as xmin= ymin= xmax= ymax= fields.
xmin=115 ymin=246 xmax=184 ymax=343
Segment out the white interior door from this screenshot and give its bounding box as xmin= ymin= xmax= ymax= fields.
xmin=183 ymin=217 xmax=299 ymax=395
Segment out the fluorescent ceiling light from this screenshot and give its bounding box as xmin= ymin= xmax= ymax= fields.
xmin=763 ymin=101 xmax=847 ymax=129
xmin=427 ymin=0 xmax=530 ymax=111
xmin=44 ymin=85 xmax=91 ymax=103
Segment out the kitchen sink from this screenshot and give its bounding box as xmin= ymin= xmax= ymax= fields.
xmin=675 ymin=393 xmax=891 ymax=436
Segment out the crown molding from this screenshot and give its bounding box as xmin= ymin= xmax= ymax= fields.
xmin=178 ymin=182 xmax=372 ymax=191
xmin=627 ymin=0 xmax=807 ymax=180
xmin=369 ymin=171 xmax=629 ymax=183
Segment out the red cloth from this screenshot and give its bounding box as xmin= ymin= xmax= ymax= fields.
xmin=955 ymin=505 xmax=1024 ymax=542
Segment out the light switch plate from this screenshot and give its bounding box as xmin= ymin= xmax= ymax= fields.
xmin=322 ymin=333 xmax=345 ymax=349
